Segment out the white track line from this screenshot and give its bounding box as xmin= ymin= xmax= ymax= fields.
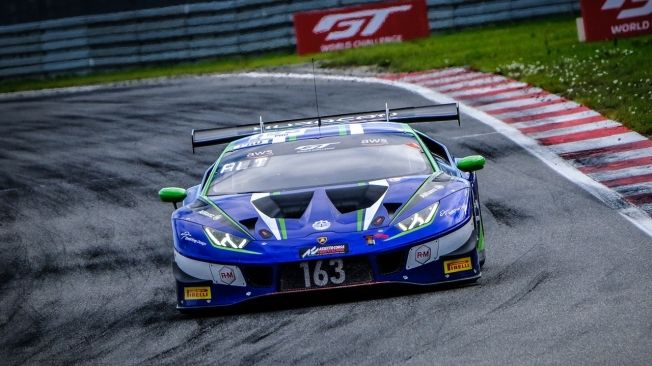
xmin=448 ymin=82 xmax=528 ymax=97
xmin=2 ymin=70 xmax=651 ymax=237
xmin=468 ymin=87 xmax=545 ymax=103
xmin=527 ymin=120 xmax=622 ymax=140
xmin=419 ymin=72 xmax=488 ymax=86
xmin=547 ymin=132 xmax=647 ymax=154
xmin=573 ymin=148 xmax=652 ymax=166
xmin=494 ymin=101 xmax=581 ymax=119
xmin=398 ymin=67 xmax=468 ymax=82
xmin=588 ymin=165 xmax=652 ymax=182
xmin=510 ymin=110 xmax=603 ymax=130
xmin=435 ymin=76 xmax=508 ymax=92
xmin=615 ymin=183 xmax=652 ymax=197
xmin=479 ymin=95 xmax=563 ymax=111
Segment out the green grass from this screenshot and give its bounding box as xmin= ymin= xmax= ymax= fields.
xmin=2 ymin=16 xmax=650 ymax=135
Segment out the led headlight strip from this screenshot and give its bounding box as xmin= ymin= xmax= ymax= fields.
xmin=204 ymin=227 xmax=249 ymax=249
xmin=396 ymin=202 xmax=439 ymax=232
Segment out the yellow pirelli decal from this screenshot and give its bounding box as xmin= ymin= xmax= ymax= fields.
xmin=443 ymin=257 xmax=472 ymax=274
xmin=184 ymin=286 xmax=211 ymax=300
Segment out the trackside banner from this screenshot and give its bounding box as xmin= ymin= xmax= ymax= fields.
xmin=292 ymin=0 xmax=429 ymax=55
xmin=578 ymin=0 xmax=652 ymax=41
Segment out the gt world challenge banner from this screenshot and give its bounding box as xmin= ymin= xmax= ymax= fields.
xmin=292 ymin=0 xmax=430 ymax=55
xmin=578 ymin=0 xmax=652 ymax=41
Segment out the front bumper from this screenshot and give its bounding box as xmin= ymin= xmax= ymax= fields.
xmin=174 ymin=218 xmax=480 ymax=309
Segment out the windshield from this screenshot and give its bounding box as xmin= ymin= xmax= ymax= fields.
xmin=208 ymin=133 xmax=434 ymax=195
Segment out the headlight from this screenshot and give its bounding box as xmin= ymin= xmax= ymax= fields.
xmin=204 ymin=227 xmax=250 ymax=249
xmin=396 ymin=202 xmax=439 ymax=232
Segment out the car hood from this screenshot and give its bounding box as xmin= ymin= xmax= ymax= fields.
xmin=176 ymin=173 xmax=470 ymax=240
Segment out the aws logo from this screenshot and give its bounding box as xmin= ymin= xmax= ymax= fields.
xmin=602 ymin=0 xmax=652 ymax=19
xmin=313 ymin=5 xmax=412 ymax=41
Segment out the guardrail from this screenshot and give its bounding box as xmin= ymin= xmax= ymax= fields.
xmin=0 ymin=0 xmax=579 ymax=78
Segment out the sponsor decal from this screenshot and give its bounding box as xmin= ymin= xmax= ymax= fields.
xmin=293 ymin=0 xmax=429 ymax=55
xmin=246 ymin=149 xmax=273 ymax=159
xmin=439 ymin=206 xmax=466 ymax=217
xmin=312 ymin=220 xmax=331 ymax=231
xmin=373 ymin=232 xmax=389 ymax=240
xmin=372 ymin=216 xmax=385 ymax=226
xmin=414 ymin=245 xmax=431 ymax=264
xmin=364 ymin=235 xmax=375 ymax=245
xmin=232 ymin=139 xmax=270 ymax=150
xmin=220 ymin=157 xmax=269 ymax=174
xmin=180 ymin=231 xmax=207 ymax=246
xmin=295 ymin=142 xmax=340 ymax=153
xmin=300 ymin=244 xmax=348 ymax=258
xmin=218 ymin=267 xmax=236 ymax=285
xmin=317 ymin=236 xmax=328 ymax=245
xmin=443 ymin=257 xmax=472 ymax=274
xmin=184 ymin=286 xmax=211 ymax=300
xmin=361 ymin=138 xmax=388 ymax=145
xmin=579 ymin=0 xmax=652 ymax=41
xmin=198 ymin=210 xmax=222 ymax=221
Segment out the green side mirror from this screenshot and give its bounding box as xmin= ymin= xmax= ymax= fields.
xmin=159 ymin=187 xmax=187 ymax=209
xmin=456 ymin=155 xmax=486 ymax=172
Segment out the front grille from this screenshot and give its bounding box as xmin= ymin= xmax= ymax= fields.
xmin=240 ymin=265 xmax=274 ymax=287
xmin=376 ymin=250 xmax=405 ymax=274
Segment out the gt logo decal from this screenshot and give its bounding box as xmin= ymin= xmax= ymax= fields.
xmin=602 ymin=0 xmax=652 ymax=19
xmin=313 ymin=5 xmax=412 ymax=41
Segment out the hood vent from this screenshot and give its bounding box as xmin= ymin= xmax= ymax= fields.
xmin=383 ymin=202 xmax=402 ymax=218
xmin=252 ymin=191 xmax=314 ymax=219
xmin=326 ymin=185 xmax=388 ymax=214
xmin=239 ymin=218 xmax=258 ymax=232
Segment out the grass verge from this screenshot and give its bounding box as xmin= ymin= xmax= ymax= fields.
xmin=1 ymin=16 xmax=650 ymax=135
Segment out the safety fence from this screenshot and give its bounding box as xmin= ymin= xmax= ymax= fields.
xmin=0 ymin=0 xmax=579 ymax=78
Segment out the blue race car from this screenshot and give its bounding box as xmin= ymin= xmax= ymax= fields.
xmin=159 ymin=103 xmax=486 ymax=311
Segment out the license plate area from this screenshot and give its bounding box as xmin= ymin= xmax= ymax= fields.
xmin=279 ymin=256 xmax=372 ymax=292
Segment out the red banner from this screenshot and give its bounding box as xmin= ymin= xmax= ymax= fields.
xmin=579 ymin=0 xmax=652 ymax=41
xmin=292 ymin=0 xmax=430 ymax=55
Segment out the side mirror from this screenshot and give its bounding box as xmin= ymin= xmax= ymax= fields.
xmin=159 ymin=187 xmax=187 ymax=209
xmin=456 ymin=155 xmax=485 ymax=172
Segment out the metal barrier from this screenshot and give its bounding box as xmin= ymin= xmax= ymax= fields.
xmin=0 ymin=0 xmax=579 ymax=78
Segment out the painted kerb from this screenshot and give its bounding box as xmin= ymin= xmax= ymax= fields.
xmin=0 ymin=0 xmax=579 ymax=78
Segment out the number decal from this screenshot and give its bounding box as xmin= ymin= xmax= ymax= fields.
xmin=330 ymin=259 xmax=345 ymax=284
xmin=299 ymin=259 xmax=347 ymax=288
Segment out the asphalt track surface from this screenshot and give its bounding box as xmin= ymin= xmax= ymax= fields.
xmin=0 ymin=74 xmax=650 ymax=365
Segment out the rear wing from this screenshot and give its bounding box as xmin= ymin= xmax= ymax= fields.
xmin=191 ymin=103 xmax=459 ymax=152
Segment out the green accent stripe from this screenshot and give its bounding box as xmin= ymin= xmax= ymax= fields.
xmin=288 ymin=135 xmax=297 ymax=141
xmin=201 ymin=148 xmax=228 ymax=196
xmin=388 ymin=173 xmax=433 ymax=225
xmin=338 ymin=125 xmax=347 ymax=136
xmin=356 ymin=209 xmax=364 ymax=231
xmin=412 ymin=130 xmax=440 ymax=173
xmin=207 ymin=241 xmax=262 ymax=255
xmin=277 ymin=218 xmax=287 ymax=239
xmin=477 ymin=218 xmax=485 ymax=251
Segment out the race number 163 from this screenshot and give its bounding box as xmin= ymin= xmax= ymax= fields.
xmin=299 ymin=259 xmax=345 ymax=288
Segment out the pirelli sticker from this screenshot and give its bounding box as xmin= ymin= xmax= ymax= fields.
xmin=184 ymin=286 xmax=211 ymax=300
xmin=443 ymin=257 xmax=472 ymax=274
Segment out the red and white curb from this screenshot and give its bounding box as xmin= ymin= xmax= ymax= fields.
xmin=381 ymin=68 xmax=652 ymax=218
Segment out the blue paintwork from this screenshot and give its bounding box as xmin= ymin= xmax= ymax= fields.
xmin=168 ymin=122 xmax=485 ymax=309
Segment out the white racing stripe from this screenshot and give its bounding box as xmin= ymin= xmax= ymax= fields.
xmin=528 ymin=120 xmax=622 ymax=140
xmin=435 ymin=76 xmax=508 ymax=92
xmin=448 ymin=82 xmax=528 ymax=97
xmin=511 ymin=110 xmax=602 ymax=130
xmin=479 ymin=95 xmax=563 ymax=111
xmin=363 ymin=179 xmax=389 ymax=230
xmin=494 ymin=101 xmax=581 ymax=119
xmin=349 ymin=123 xmax=364 ymax=135
xmin=250 ymin=192 xmax=281 ymax=240
xmin=588 ymin=165 xmax=652 ymax=182
xmin=548 ymin=132 xmax=647 ymax=154
xmin=615 ymin=183 xmax=652 ymax=197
